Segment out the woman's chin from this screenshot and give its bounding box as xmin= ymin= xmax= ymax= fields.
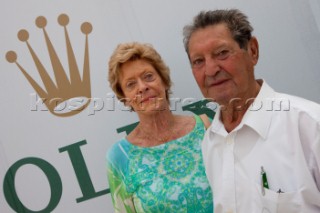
xmin=135 ymin=104 xmax=167 ymax=113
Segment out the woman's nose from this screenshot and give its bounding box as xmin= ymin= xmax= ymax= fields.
xmin=137 ymin=80 xmax=149 ymax=93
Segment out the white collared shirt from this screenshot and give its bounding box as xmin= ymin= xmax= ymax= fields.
xmin=202 ymin=80 xmax=320 ymax=213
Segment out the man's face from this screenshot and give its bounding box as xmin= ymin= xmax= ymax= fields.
xmin=188 ymin=23 xmax=258 ymax=105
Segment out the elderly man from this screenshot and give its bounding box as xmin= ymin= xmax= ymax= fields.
xmin=183 ymin=9 xmax=320 ymax=213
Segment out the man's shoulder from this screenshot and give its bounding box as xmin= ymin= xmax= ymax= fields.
xmin=275 ymin=91 xmax=320 ymax=121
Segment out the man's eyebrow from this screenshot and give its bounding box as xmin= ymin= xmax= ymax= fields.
xmin=214 ymin=43 xmax=229 ymax=50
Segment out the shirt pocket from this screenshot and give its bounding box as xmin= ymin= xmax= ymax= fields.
xmin=251 ymin=182 xmax=301 ymax=213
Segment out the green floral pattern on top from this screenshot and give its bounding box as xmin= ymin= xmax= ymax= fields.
xmin=106 ymin=115 xmax=213 ymax=213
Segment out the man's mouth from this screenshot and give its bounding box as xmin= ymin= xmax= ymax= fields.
xmin=206 ymin=78 xmax=229 ymax=87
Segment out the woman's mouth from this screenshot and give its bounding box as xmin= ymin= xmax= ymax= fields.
xmin=140 ymin=96 xmax=156 ymax=103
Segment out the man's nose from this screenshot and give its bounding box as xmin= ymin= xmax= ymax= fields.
xmin=205 ymin=58 xmax=220 ymax=76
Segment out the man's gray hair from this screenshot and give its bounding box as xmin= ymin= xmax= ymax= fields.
xmin=183 ymin=9 xmax=253 ymax=55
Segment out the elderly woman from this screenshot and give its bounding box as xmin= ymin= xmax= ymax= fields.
xmin=106 ymin=42 xmax=213 ymax=213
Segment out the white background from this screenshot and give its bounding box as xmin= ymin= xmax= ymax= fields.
xmin=1 ymin=0 xmax=319 ymax=212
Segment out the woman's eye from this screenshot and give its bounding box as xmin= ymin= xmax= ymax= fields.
xmin=144 ymin=73 xmax=155 ymax=81
xmin=126 ymin=81 xmax=136 ymax=89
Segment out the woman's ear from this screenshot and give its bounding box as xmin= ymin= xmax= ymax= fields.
xmin=123 ymin=98 xmax=134 ymax=112
xmin=121 ymin=97 xmax=130 ymax=107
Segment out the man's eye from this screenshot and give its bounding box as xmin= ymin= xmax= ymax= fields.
xmin=217 ymin=50 xmax=230 ymax=60
xmin=192 ymin=58 xmax=204 ymax=68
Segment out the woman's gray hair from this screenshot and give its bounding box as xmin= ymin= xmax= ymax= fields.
xmin=183 ymin=9 xmax=253 ymax=55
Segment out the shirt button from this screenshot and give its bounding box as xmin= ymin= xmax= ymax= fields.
xmin=226 ymin=135 xmax=233 ymax=145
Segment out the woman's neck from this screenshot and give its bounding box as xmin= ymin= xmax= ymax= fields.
xmin=137 ymin=109 xmax=175 ymax=134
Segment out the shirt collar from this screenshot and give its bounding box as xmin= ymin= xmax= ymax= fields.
xmin=210 ymin=106 xmax=226 ymax=135
xmin=242 ymin=80 xmax=275 ymax=139
xmin=210 ymin=79 xmax=275 ymax=139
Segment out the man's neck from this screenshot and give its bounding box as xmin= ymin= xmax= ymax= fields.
xmin=220 ymin=101 xmax=250 ymax=132
xmin=220 ymin=80 xmax=261 ymax=132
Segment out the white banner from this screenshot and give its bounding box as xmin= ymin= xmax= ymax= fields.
xmin=1 ymin=0 xmax=319 ymax=212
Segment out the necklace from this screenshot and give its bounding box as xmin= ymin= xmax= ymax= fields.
xmin=137 ymin=120 xmax=176 ymax=145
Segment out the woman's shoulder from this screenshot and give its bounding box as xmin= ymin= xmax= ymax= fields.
xmin=175 ymin=114 xmax=211 ymax=128
xmin=198 ymin=114 xmax=211 ymax=129
xmin=174 ymin=115 xmax=195 ymax=133
xmin=106 ymin=138 xmax=130 ymax=162
xmin=172 ymin=114 xmax=205 ymax=139
xmin=175 ymin=114 xmax=195 ymax=123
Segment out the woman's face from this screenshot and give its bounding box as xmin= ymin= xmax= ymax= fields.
xmin=119 ymin=59 xmax=168 ymax=113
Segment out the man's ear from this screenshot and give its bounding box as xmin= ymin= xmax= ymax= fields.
xmin=249 ymin=37 xmax=259 ymax=65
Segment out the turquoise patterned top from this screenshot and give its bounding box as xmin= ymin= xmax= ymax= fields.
xmin=106 ymin=115 xmax=213 ymax=213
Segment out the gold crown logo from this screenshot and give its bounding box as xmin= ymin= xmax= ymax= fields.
xmin=6 ymin=14 xmax=93 ymax=117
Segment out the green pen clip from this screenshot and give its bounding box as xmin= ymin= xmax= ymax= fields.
xmin=261 ymin=166 xmax=269 ymax=196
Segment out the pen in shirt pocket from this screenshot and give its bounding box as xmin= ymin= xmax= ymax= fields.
xmin=261 ymin=166 xmax=269 ymax=196
xmin=260 ymin=167 xmax=285 ymax=195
